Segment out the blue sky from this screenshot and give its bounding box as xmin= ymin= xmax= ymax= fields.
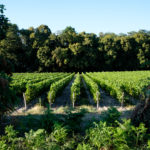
xmin=1 ymin=0 xmax=150 ymax=34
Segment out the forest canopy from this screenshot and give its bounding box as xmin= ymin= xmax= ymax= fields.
xmin=0 ymin=5 xmax=150 ymax=72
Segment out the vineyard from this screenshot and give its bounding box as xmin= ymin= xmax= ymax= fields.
xmin=1 ymin=71 xmax=150 ymax=150
xmin=2 ymin=1 xmax=150 ymax=149
xmin=10 ymin=71 xmax=150 ymax=108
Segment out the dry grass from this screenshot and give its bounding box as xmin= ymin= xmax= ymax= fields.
xmin=11 ymin=104 xmax=135 ymax=121
xmin=51 ymin=106 xmax=68 ymax=114
xmin=11 ymin=104 xmax=46 ymax=116
xmin=27 ymin=105 xmax=46 ymax=114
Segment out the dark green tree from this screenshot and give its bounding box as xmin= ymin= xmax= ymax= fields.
xmin=0 ymin=4 xmax=8 ymax=40
xmin=0 ymin=24 xmax=25 ymax=71
xmin=0 ymin=5 xmax=17 ymax=120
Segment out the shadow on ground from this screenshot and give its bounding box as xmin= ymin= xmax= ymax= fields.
xmin=0 ymin=105 xmax=134 ymax=137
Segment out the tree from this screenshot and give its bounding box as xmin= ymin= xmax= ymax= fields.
xmin=98 ymin=33 xmax=117 ymax=70
xmin=0 ymin=57 xmax=18 ymax=122
xmin=37 ymin=46 xmax=53 ymax=71
xmin=27 ymin=25 xmax=52 ymax=71
xmin=58 ymin=26 xmax=78 ymax=47
xmin=134 ymin=32 xmax=150 ymax=69
xmin=37 ymin=34 xmax=58 ymax=71
xmin=52 ymin=47 xmax=70 ymax=71
xmin=0 ymin=4 xmax=9 ymax=40
xmin=0 ymin=4 xmax=17 ymax=118
xmin=1 ymin=4 xmax=150 ymax=73
xmin=0 ymin=24 xmax=25 ymax=71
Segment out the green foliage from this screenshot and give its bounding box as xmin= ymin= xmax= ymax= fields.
xmin=0 ymin=123 xmax=72 ymax=149
xmin=0 ymin=4 xmax=8 ymax=40
xmin=64 ymin=108 xmax=86 ymax=133
xmin=87 ymin=122 xmax=115 ymax=149
xmin=70 ymin=73 xmax=81 ymax=107
xmin=4 ymin=125 xmax=18 ymax=141
xmin=76 ymin=143 xmax=93 ymax=150
xmin=11 ymin=72 xmax=65 ymax=95
xmin=0 ymin=60 xmax=17 ymax=117
xmin=24 ymin=129 xmax=47 ymax=149
xmin=47 ymin=73 xmax=74 ymax=104
xmin=1 ymin=12 xmax=150 ymax=72
xmin=82 ymin=73 xmax=100 ymax=105
xmin=0 ymin=125 xmax=19 ymax=150
xmin=25 ymin=73 xmax=69 ymax=102
xmin=147 ymin=140 xmax=150 ymax=149
xmin=102 ymin=107 xmax=121 ymax=126
xmin=1 ymin=5 xmax=150 ymax=72
xmin=87 ymin=71 xmax=150 ymax=103
xmin=84 ymin=119 xmax=149 ymax=150
xmin=115 ymin=120 xmax=148 ymax=148
xmin=37 ymin=46 xmax=53 ymax=67
xmin=0 ymin=119 xmax=150 ymax=150
xmin=40 ymin=105 xmax=56 ymax=132
xmin=51 ymin=46 xmax=70 ymax=69
xmin=51 ymin=123 xmax=68 ymax=144
xmin=0 ymin=24 xmax=25 ymax=70
xmin=0 ymin=140 xmax=7 ymax=150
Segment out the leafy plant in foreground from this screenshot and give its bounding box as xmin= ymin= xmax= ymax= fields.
xmin=102 ymin=107 xmax=121 ymax=126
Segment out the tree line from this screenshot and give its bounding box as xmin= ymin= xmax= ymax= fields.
xmin=1 ymin=5 xmax=150 ymax=72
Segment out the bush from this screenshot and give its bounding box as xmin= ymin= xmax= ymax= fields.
xmin=64 ymin=108 xmax=86 ymax=134
xmin=87 ymin=122 xmax=115 ymax=149
xmin=76 ymin=143 xmax=93 ymax=150
xmin=85 ymin=119 xmax=149 ymax=150
xmin=24 ymin=129 xmax=47 ymax=149
xmin=0 ymin=56 xmax=17 ymax=119
xmin=0 ymin=72 xmax=18 ymax=119
xmin=102 ymin=107 xmax=121 ymax=126
xmin=0 ymin=119 xmax=150 ymax=150
xmin=40 ymin=105 xmax=56 ymax=132
xmin=51 ymin=123 xmax=68 ymax=144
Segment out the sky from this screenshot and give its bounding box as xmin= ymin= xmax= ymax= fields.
xmin=1 ymin=0 xmax=150 ymax=34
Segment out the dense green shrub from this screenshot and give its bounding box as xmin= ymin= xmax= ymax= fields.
xmin=51 ymin=123 xmax=68 ymax=144
xmin=0 ymin=56 xmax=17 ymax=118
xmin=76 ymin=143 xmax=93 ymax=150
xmin=102 ymin=107 xmax=121 ymax=126
xmin=84 ymin=119 xmax=149 ymax=150
xmin=0 ymin=119 xmax=150 ymax=150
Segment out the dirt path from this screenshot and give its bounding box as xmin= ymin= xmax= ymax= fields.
xmin=81 ymin=77 xmax=95 ymax=105
xmin=81 ymin=76 xmax=120 ymax=107
xmin=99 ymin=88 xmax=120 ymax=107
xmin=97 ymin=88 xmax=135 ymax=119
xmin=52 ymin=77 xmax=75 ymax=107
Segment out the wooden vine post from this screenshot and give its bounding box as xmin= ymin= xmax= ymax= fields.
xmin=96 ymin=91 xmax=100 ymax=109
xmin=73 ymin=91 xmax=75 ymax=108
xmin=121 ymin=92 xmax=124 ymax=107
xmin=49 ymin=91 xmax=52 ymax=108
xmin=23 ymin=93 xmax=27 ymax=110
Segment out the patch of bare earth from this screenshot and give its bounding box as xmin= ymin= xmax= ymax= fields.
xmin=81 ymin=77 xmax=95 ymax=105
xmin=52 ymin=77 xmax=75 ymax=108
